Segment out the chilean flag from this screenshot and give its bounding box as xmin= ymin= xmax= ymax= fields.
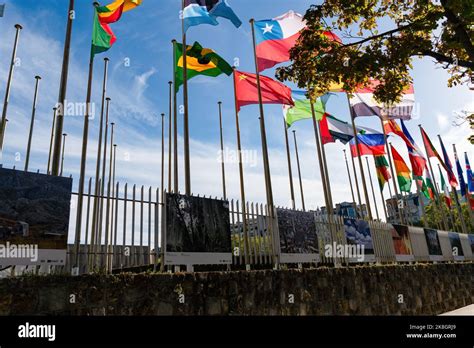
xmin=254 ymin=11 xmax=340 ymax=72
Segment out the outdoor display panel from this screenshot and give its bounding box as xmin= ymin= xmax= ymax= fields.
xmin=0 ymin=168 xmax=72 ymax=266
xmin=448 ymin=232 xmax=464 ymax=261
xmin=468 ymin=235 xmax=474 ymax=257
xmin=276 ymin=208 xmax=319 ymax=264
xmin=343 ymin=218 xmax=375 ymax=263
xmin=164 ymin=193 xmax=232 ymax=265
xmin=391 ymin=224 xmax=415 ymax=262
xmin=423 ymin=228 xmax=443 ymax=261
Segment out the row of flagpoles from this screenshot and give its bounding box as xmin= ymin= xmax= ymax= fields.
xmin=0 ymin=1 xmax=473 ymax=269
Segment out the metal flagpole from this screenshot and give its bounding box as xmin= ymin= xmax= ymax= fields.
xmin=0 ymin=24 xmax=23 ymax=154
xmin=98 ymin=96 xmax=111 ymax=259
xmin=310 ymin=101 xmax=331 ymax=214
xmin=25 ymin=75 xmax=42 ymax=172
xmin=381 ymin=119 xmax=404 ymax=224
xmin=181 ymin=0 xmax=191 ymax=195
xmin=283 ymin=119 xmax=296 ymax=209
xmin=74 ymin=55 xmax=95 ymax=269
xmin=374 ymin=156 xmax=389 ymax=221
xmin=47 ymin=107 xmax=58 ymax=174
xmin=171 ymin=40 xmax=179 ymax=193
xmin=232 ymin=69 xmax=250 ymax=266
xmin=292 ymin=130 xmax=305 ymax=211
xmin=318 ymin=113 xmax=334 ymax=211
xmin=218 ymin=101 xmax=227 ymax=200
xmin=250 ymin=19 xmax=277 ymax=265
xmin=464 ymin=151 xmax=474 ymax=226
xmin=415 ymin=178 xmax=427 ymax=227
xmin=343 ymin=149 xmax=358 ymax=216
xmin=168 ymin=81 xmax=172 ymax=192
xmin=60 ymin=133 xmax=67 ymax=176
xmin=418 ymin=125 xmax=448 ymax=230
xmin=437 ymin=163 xmax=455 ymax=230
xmin=90 ymin=57 xmax=109 ymax=259
xmin=365 ymin=156 xmax=380 ymax=220
xmin=104 ymin=122 xmax=115 ymax=272
xmin=161 ymin=113 xmax=165 ymax=199
xmin=51 ymin=0 xmax=75 ymax=176
xmin=349 ymin=146 xmax=363 ymax=214
xmin=347 ymin=98 xmax=373 ymax=220
xmin=451 ymin=143 xmax=471 ymax=232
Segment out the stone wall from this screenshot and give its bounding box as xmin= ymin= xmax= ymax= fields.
xmin=0 ymin=263 xmax=473 ymax=315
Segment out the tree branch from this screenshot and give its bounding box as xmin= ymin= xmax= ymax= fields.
xmin=420 ymin=50 xmax=474 ymax=69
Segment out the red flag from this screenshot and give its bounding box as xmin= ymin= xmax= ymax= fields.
xmin=320 ymin=113 xmax=334 ymax=145
xmin=234 ymin=70 xmax=294 ymax=111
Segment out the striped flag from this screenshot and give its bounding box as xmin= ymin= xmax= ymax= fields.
xmin=350 ymin=80 xmax=415 ymax=120
xmin=374 ymin=155 xmax=391 ymax=190
xmin=391 ymin=146 xmax=412 ymax=192
xmin=183 ymin=0 xmax=242 ymax=32
xmin=438 ymin=136 xmax=458 ymax=188
xmin=283 ymin=90 xmax=328 ymax=127
xmin=400 ymin=120 xmax=426 ymax=178
xmin=350 ymin=133 xmax=386 ymax=157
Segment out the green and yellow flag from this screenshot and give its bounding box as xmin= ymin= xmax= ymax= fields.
xmin=174 ymin=41 xmax=233 ymax=92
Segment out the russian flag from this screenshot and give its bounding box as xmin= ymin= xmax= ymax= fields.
xmin=350 ymin=134 xmax=386 ymax=157
xmin=254 ymin=11 xmax=340 ymax=72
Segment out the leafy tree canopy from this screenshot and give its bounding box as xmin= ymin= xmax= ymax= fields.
xmin=277 ymin=0 xmax=474 ymax=103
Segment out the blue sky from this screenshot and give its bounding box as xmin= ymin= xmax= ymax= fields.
xmin=0 ymin=0 xmax=472 ymax=221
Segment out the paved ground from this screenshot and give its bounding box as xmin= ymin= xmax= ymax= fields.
xmin=441 ymin=304 xmax=474 ymax=315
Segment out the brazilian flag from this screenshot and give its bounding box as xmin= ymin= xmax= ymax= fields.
xmin=174 ymin=41 xmax=233 ymax=92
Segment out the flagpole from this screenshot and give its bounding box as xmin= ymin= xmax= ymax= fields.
xmin=232 ymin=68 xmax=250 ymax=266
xmin=317 ymin=111 xmax=334 ymax=212
xmin=418 ymin=125 xmax=448 ymax=231
xmin=349 ymin=146 xmax=363 ymax=215
xmin=181 ymin=0 xmax=191 ymax=195
xmin=161 ymin=113 xmax=165 ymax=199
xmin=250 ymin=19 xmax=277 ymax=265
xmin=365 ymin=156 xmax=380 ymax=220
xmin=437 ymin=163 xmax=455 ymax=230
xmin=343 ymin=149 xmax=358 ymax=216
xmin=283 ymin=119 xmax=296 ymax=209
xmin=47 ymin=107 xmax=58 ymax=174
xmin=452 ymin=143 xmax=473 ymax=229
xmin=218 ymin=101 xmax=227 ymax=200
xmin=381 ymin=118 xmax=404 ymax=224
xmin=24 ymin=75 xmax=42 ymax=172
xmin=292 ymin=130 xmax=305 ymax=211
xmin=172 ymin=40 xmax=179 ymax=193
xmin=168 ymin=81 xmax=172 ymax=192
xmin=415 ymin=178 xmax=427 ymax=227
xmin=374 ymin=156 xmax=389 ymax=221
xmin=60 ymin=133 xmax=67 ymax=176
xmin=105 ymin=121 xmax=115 ymax=272
xmin=347 ymin=97 xmax=373 ymax=220
xmin=310 ymin=100 xmax=331 ymax=215
xmin=90 ymin=57 xmax=109 ymax=264
xmin=51 ymin=0 xmax=74 ymax=176
xmin=0 ymin=24 xmax=23 ymax=155
xmin=74 ymin=55 xmax=95 ymax=269
xmin=98 ymin=96 xmax=112 ymax=260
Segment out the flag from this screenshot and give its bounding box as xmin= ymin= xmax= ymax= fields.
xmin=454 ymin=151 xmax=467 ymax=197
xmin=254 ymin=10 xmax=341 ymax=72
xmin=420 ymin=126 xmax=455 ymax=180
xmin=0 ymin=4 xmax=5 ymax=17
xmin=440 ymin=166 xmax=452 ymax=208
xmin=283 ymin=91 xmax=329 ymax=127
xmin=320 ymin=113 xmax=370 ymax=145
xmin=383 ymin=120 xmax=415 ymax=150
xmin=374 ymin=155 xmax=391 ymax=190
xmin=234 ymin=70 xmax=294 ymax=111
xmin=466 ymin=152 xmax=474 ymax=193
xmin=183 ymin=0 xmax=241 ymax=32
xmin=91 ymin=0 xmax=141 ymax=57
xmin=439 ymin=136 xmax=458 ymax=187
xmin=424 ymin=166 xmax=435 ymax=200
xmin=391 ymin=146 xmax=412 ymax=192
xmin=400 ymin=120 xmax=426 ymax=178
xmin=350 ymin=80 xmax=415 ymax=120
xmin=350 ymin=133 xmax=386 ymax=157
xmin=174 ymin=41 xmax=233 ymax=92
